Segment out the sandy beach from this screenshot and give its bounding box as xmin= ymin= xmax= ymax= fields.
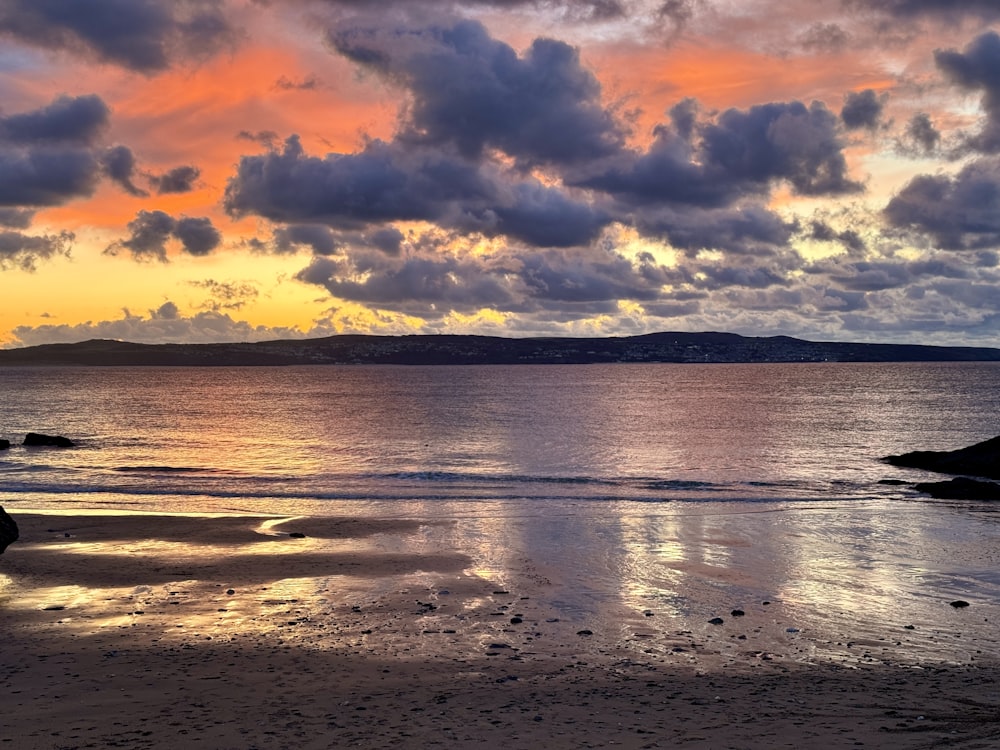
xmin=2 ymin=511 xmax=1000 ymax=750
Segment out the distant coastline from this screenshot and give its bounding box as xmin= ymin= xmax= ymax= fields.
xmin=2 ymin=332 xmax=1000 ymax=366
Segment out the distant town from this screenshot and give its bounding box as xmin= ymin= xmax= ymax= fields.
xmin=2 ymin=332 xmax=1000 ymax=366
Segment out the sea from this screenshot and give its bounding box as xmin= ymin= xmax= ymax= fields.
xmin=3 ymin=362 xmax=1000 ymax=664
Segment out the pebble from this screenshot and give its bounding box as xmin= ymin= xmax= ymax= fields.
xmin=577 ymin=629 xmax=593 ymax=636
xmin=731 ymin=609 xmax=745 ymax=617
xmin=708 ymin=617 xmax=725 ymax=625
xmin=950 ymin=600 xmax=970 ymax=608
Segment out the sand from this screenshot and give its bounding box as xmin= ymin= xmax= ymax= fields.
xmin=2 ymin=511 xmax=1000 ymax=749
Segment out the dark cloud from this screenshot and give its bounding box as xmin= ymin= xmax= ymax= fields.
xmin=0 ymin=95 xmax=118 ymax=208
xmin=0 ymin=0 xmax=235 ymax=73
xmin=367 ymin=226 xmax=405 ymax=255
xmin=0 ymin=207 xmax=34 ymax=228
xmin=840 ymin=89 xmax=885 ymax=130
xmin=0 ymin=94 xmax=109 ymax=145
xmin=328 ymin=19 xmax=625 ymax=166
xmin=272 ymin=224 xmax=341 ymax=255
xmin=237 ymin=130 xmax=280 ymax=149
xmin=225 ymin=135 xmax=608 ymax=248
xmin=0 ymin=147 xmax=100 ymax=207
xmin=884 ymin=157 xmax=1000 ymax=249
xmin=174 ymin=216 xmax=222 ymax=256
xmin=807 ymin=220 xmax=867 ymax=254
xmin=902 ymin=113 xmax=940 ymax=155
xmin=101 ymin=145 xmax=148 ymax=197
xmin=151 ymin=165 xmax=200 ymax=194
xmin=579 ymin=100 xmax=861 ymax=209
xmin=106 ymin=209 xmax=221 ymax=261
xmin=0 ymin=229 xmax=73 ymax=271
xmin=274 ymin=75 xmax=318 ymax=90
xmin=850 ymin=0 xmax=1000 ymax=21
xmin=935 ymin=31 xmax=1000 ymax=153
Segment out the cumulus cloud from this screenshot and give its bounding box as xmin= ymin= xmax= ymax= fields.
xmin=0 ymin=95 xmax=118 ymax=208
xmin=101 ymin=145 xmax=148 ymax=197
xmin=149 ymin=164 xmax=200 ymax=194
xmin=0 ymin=229 xmax=73 ymax=271
xmin=106 ymin=209 xmax=222 ymax=261
xmin=9 ymin=305 xmax=314 ymax=347
xmin=935 ymin=31 xmax=1000 ymax=154
xmin=884 ymin=156 xmax=1000 ymax=249
xmin=329 ymin=19 xmax=625 ymax=166
xmin=0 ymin=0 xmax=236 ymax=73
xmin=900 ymin=113 xmax=941 ymax=155
xmin=840 ymin=89 xmax=885 ymax=130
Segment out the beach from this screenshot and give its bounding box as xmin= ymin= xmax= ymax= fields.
xmin=3 ymin=511 xmax=999 ymax=750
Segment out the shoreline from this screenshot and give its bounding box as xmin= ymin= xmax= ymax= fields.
xmin=3 ymin=510 xmax=1000 ymax=748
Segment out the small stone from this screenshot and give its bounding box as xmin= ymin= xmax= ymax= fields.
xmin=576 ymin=629 xmax=593 ymax=636
xmin=950 ymin=600 xmax=970 ymax=608
xmin=488 ymin=643 xmax=511 ymax=649
xmin=708 ymin=617 xmax=725 ymax=625
xmin=510 ymin=617 xmax=523 ymax=624
xmin=288 ymin=532 xmax=306 ymax=539
xmin=731 ymin=609 xmax=745 ymax=617
xmin=904 ymin=624 xmax=916 ymax=630
xmin=226 ymin=589 xmax=235 ymax=595
xmin=493 ymin=590 xmax=510 ymax=595
xmin=786 ymin=627 xmax=800 ymax=633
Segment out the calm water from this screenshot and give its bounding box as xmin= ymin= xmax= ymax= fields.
xmin=3 ymin=362 xmax=1000 ymax=664
xmin=1 ymin=362 xmax=999 ymax=512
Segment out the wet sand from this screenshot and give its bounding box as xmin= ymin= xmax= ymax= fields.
xmin=2 ymin=511 xmax=1000 ymax=749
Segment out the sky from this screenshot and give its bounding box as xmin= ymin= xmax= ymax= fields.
xmin=2 ymin=0 xmax=1000 ymax=348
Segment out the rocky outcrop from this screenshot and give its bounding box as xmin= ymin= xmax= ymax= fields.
xmin=914 ymin=477 xmax=1000 ymax=500
xmin=884 ymin=435 xmax=1000 ymax=480
xmin=0 ymin=506 xmax=17 ymax=554
xmin=23 ymin=432 xmax=75 ymax=448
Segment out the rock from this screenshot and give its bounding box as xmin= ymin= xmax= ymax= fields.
xmin=708 ymin=617 xmax=725 ymax=625
xmin=877 ymin=479 xmax=908 ymax=485
xmin=884 ymin=435 xmax=1000 ymax=480
xmin=950 ymin=600 xmax=970 ymax=608
xmin=576 ymin=629 xmax=593 ymax=636
xmin=23 ymin=432 xmax=75 ymax=448
xmin=731 ymin=609 xmax=745 ymax=617
xmin=914 ymin=477 xmax=1000 ymax=500
xmin=0 ymin=439 xmax=9 ymax=450
xmin=288 ymin=532 xmax=306 ymax=538
xmin=509 ymin=617 xmax=522 ymax=624
xmin=0 ymin=506 xmax=18 ymax=554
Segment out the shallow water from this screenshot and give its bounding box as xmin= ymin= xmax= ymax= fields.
xmin=2 ymin=362 xmax=1000 ymax=665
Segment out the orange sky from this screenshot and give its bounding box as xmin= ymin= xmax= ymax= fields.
xmin=2 ymin=0 xmax=999 ymax=347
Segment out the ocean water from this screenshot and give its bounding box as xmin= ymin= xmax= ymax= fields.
xmin=2 ymin=361 xmax=999 ymax=512
xmin=3 ymin=362 xmax=1000 ymax=664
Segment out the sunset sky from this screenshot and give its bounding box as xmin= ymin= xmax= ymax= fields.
xmin=2 ymin=0 xmax=1000 ymax=347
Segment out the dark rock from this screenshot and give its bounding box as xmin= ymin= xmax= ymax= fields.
xmin=0 ymin=506 xmax=18 ymax=554
xmin=950 ymin=600 xmax=970 ymax=608
xmin=23 ymin=432 xmax=75 ymax=448
xmin=226 ymin=589 xmax=235 ymax=595
xmin=708 ymin=617 xmax=725 ymax=625
xmin=509 ymin=617 xmax=522 ymax=624
xmin=0 ymin=439 xmax=9 ymax=450
xmin=576 ymin=629 xmax=593 ymax=636
xmin=288 ymin=532 xmax=306 ymax=538
xmin=878 ymin=479 xmax=908 ymax=485
xmin=731 ymin=609 xmax=745 ymax=617
xmin=884 ymin=435 xmax=1000 ymax=480
xmin=914 ymin=477 xmax=1000 ymax=500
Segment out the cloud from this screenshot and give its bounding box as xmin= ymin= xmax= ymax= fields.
xmin=0 ymin=0 xmax=236 ymax=73
xmin=0 ymin=207 xmax=34 ymax=228
xmin=884 ymin=156 xmax=1000 ymax=249
xmin=851 ymin=0 xmax=1000 ymax=21
xmin=0 ymin=229 xmax=73 ymax=271
xmin=0 ymin=94 xmax=109 ymax=145
xmin=0 ymin=95 xmax=118 ymax=208
xmin=150 ymin=164 xmax=200 ymax=194
xmin=101 ymin=145 xmax=149 ymax=197
xmin=840 ymin=89 xmax=885 ymax=130
xmin=225 ymin=135 xmax=609 ymax=248
xmin=328 ymin=18 xmax=625 ymax=166
xmin=935 ymin=31 xmax=1000 ymax=153
xmin=9 ymin=305 xmax=314 ymax=347
xmin=188 ymin=278 xmax=260 ymax=311
xmin=274 ymin=74 xmax=318 ymax=91
xmin=106 ymin=209 xmax=222 ymax=261
xmin=900 ymin=113 xmax=941 ymax=155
